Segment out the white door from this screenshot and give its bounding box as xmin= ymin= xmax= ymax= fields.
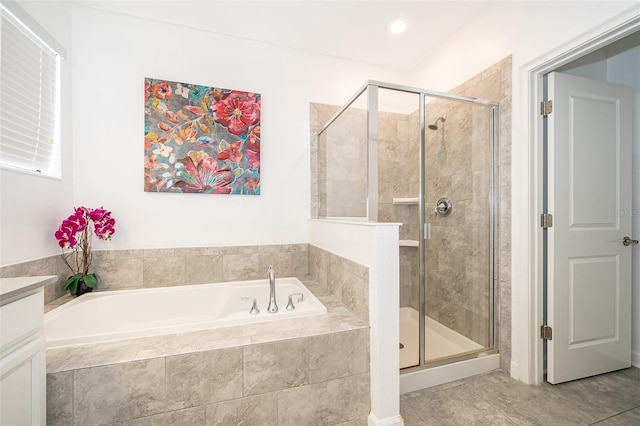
xmin=547 ymin=72 xmax=633 ymax=384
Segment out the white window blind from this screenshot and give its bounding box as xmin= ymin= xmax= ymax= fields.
xmin=0 ymin=3 xmax=60 ymax=175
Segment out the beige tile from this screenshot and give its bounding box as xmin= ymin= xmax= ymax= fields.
xmin=142 ymin=256 xmax=185 ymax=287
xmin=308 ymin=329 xmax=369 ymax=383
xmin=166 ymin=347 xmax=243 ymax=407
xmin=243 ymin=338 xmax=309 ymax=396
xmin=73 ymin=358 xmax=168 ymax=425
xmin=121 ymin=406 xmax=206 ymax=426
xmin=46 ymin=371 xmax=73 ymax=426
xmin=277 ymin=373 xmax=370 ymax=425
xmin=222 ymin=253 xmax=260 ymax=281
xmin=183 ymin=255 xmax=224 ymax=284
xmin=47 ymin=339 xmax=140 ymax=374
xmin=94 ymin=258 xmax=143 ymax=290
xmin=205 ymin=393 xmax=277 ymax=426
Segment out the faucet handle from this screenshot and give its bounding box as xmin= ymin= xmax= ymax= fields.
xmin=286 ymin=293 xmax=304 ymax=311
xmin=242 ymin=297 xmax=260 ymax=315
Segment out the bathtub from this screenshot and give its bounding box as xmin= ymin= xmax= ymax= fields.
xmin=44 ymin=277 xmax=326 ymax=347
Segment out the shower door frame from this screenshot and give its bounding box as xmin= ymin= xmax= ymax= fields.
xmin=318 ymin=80 xmax=501 ymax=370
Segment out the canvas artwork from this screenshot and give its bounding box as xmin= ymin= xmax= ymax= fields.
xmin=144 ymin=78 xmax=261 ymax=194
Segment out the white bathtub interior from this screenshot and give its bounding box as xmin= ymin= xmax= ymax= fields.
xmin=44 ymin=277 xmax=326 ymax=347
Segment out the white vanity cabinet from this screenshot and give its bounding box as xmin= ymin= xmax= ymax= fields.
xmin=0 ymin=276 xmax=55 ymax=426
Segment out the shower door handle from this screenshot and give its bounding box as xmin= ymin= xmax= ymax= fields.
xmin=623 ymin=236 xmax=638 ymax=246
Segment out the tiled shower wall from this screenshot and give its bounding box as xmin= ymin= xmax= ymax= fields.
xmin=422 ymin=95 xmax=494 ymax=347
xmin=452 ymin=56 xmax=512 ymax=371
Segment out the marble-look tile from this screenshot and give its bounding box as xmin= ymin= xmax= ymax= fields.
xmin=46 ymin=371 xmax=73 ymax=426
xmin=223 ymin=253 xmax=261 ymax=281
xmin=47 ymin=339 xmax=141 ymax=373
xmin=166 ymin=347 xmax=243 ymax=407
xmin=142 ymin=256 xmax=185 ymax=287
xmin=399 ymin=402 xmax=428 ymax=426
xmin=277 ymin=373 xmax=370 ymax=425
xmin=205 ymin=393 xmax=277 ymax=426
xmin=245 ymin=318 xmax=304 ymax=345
xmin=183 ymin=255 xmax=224 ymax=284
xmin=243 ymin=338 xmax=309 ymax=396
xmin=73 ymin=357 xmax=168 ymax=425
xmin=545 ymin=367 xmax=640 ymax=419
xmin=308 ymin=329 xmax=368 ymax=383
xmin=94 ymin=258 xmax=143 ymax=290
xmin=291 ymin=250 xmax=309 ymax=276
xmin=258 ymin=251 xmax=293 ymax=277
xmin=403 ymin=380 xmax=519 ymax=425
xmin=334 ymin=419 xmax=368 ymax=426
xmin=465 ymin=371 xmax=598 ymax=425
xmin=121 ymin=406 xmax=206 ymax=426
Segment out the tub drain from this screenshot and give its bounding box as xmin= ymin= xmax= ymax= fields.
xmin=399 ymin=343 xmax=404 ymax=349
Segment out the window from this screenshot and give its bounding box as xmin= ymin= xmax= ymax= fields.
xmin=0 ymin=2 xmax=64 ymax=177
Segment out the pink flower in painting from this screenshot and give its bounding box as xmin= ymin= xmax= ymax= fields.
xmin=151 ymin=82 xmax=172 ymax=100
xmin=144 ymin=81 xmax=151 ymax=101
xmin=246 ymin=149 xmax=259 ymax=169
xmin=214 ymin=93 xmax=260 ymax=135
xmin=175 ymin=152 xmax=234 ymax=194
xmin=217 ymin=141 xmax=243 ymax=163
xmin=144 ymin=155 xmax=162 ymax=170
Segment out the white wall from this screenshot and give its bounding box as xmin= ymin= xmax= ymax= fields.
xmin=0 ymin=0 xmax=74 ymax=266
xmin=407 ymin=1 xmax=639 ymax=381
xmin=71 ymin=5 xmax=405 ymax=252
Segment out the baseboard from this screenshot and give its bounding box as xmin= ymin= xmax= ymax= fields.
xmin=510 ymin=359 xmax=520 ymax=380
xmin=368 ymin=412 xmax=404 ymax=426
xmin=632 ymin=350 xmax=640 ymax=368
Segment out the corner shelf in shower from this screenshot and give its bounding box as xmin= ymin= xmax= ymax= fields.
xmin=399 ymin=239 xmax=419 ymax=247
xmin=392 ymin=197 xmax=419 ymax=205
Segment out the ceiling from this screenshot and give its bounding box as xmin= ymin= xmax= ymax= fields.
xmin=73 ymin=0 xmax=494 ymax=71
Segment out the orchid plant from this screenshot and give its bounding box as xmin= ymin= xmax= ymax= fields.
xmin=55 ymin=206 xmax=116 ymax=296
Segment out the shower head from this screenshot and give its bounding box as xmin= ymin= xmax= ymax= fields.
xmin=428 ymin=115 xmax=446 ymax=130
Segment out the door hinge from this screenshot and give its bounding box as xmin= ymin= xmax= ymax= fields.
xmin=541 ymin=325 xmax=553 ymax=340
xmin=540 ymin=213 xmax=553 ymax=229
xmin=540 ymin=100 xmax=553 ymax=116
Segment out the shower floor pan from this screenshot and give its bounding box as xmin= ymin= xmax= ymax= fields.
xmin=399 ymin=306 xmax=483 ymax=369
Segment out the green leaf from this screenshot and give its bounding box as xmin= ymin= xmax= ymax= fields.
xmin=64 ymin=274 xmax=82 ymax=290
xmin=83 ymin=274 xmax=98 ymax=288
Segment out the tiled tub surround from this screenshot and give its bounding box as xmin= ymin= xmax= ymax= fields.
xmin=0 ymin=244 xmax=309 ymax=305
xmin=46 ymin=278 xmax=370 ymax=425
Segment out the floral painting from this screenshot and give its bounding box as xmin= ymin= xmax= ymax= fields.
xmin=144 ymin=78 xmax=260 ymax=194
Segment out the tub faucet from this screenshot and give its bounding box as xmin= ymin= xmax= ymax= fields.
xmin=267 ymin=265 xmax=278 ymax=313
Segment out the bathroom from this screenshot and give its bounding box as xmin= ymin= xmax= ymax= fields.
xmin=1 ymin=1 xmax=639 ymax=425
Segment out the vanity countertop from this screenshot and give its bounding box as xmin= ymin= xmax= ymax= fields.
xmin=0 ymin=275 xmax=57 ymax=306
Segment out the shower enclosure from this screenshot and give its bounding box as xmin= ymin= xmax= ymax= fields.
xmin=316 ymin=81 xmax=499 ymax=375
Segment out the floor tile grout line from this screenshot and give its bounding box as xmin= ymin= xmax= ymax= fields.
xmin=587 ymin=405 xmax=640 ymax=425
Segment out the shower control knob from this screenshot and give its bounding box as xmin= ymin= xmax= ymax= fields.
xmin=435 ymin=198 xmax=452 ymax=217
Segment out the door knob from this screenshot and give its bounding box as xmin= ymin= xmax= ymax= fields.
xmin=623 ymin=236 xmax=638 ymax=246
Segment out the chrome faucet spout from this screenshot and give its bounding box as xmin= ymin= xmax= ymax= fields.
xmin=267 ymin=265 xmax=278 ymax=313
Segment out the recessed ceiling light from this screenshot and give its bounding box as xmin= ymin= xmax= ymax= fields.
xmin=388 ymin=18 xmax=407 ymax=34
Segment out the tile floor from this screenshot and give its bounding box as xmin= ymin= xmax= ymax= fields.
xmin=401 ymin=367 xmax=640 ymax=425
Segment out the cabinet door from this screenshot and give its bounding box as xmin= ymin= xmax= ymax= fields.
xmin=0 ymin=336 xmax=46 ymax=426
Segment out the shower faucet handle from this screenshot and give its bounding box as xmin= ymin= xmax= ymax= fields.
xmin=242 ymin=297 xmax=260 ymax=315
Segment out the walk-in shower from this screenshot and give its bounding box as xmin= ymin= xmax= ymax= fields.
xmin=315 ymin=81 xmax=499 ymax=387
